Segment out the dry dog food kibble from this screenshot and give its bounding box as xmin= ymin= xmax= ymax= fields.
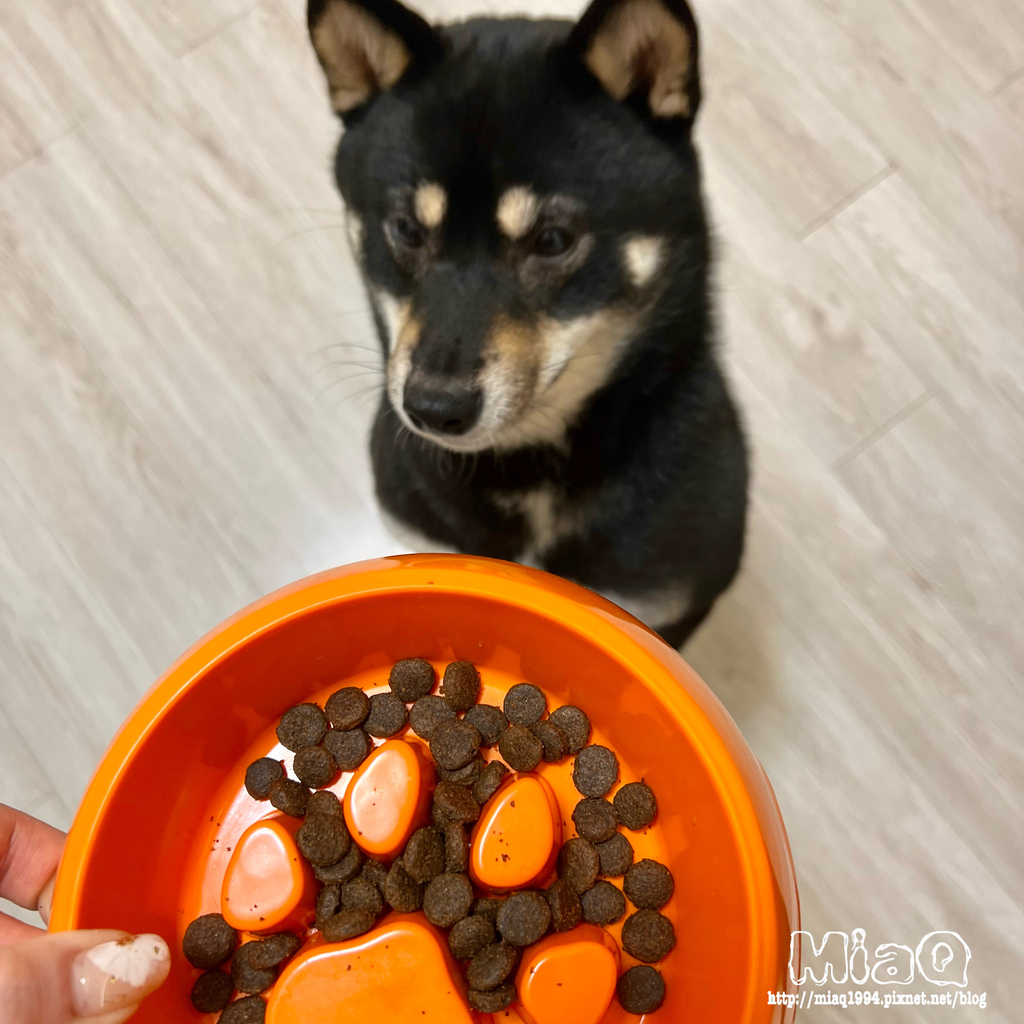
xmin=623 ymin=858 xmax=675 ymax=910
xmin=495 ymin=891 xmax=551 ymax=947
xmin=364 ymin=692 xmax=408 ymax=738
xmin=444 ymin=823 xmax=470 ymax=874
xmin=430 ymin=719 xmax=482 ymax=771
xmin=530 ymin=720 xmax=569 ymax=763
xmin=497 ymin=724 xmax=543 ymax=772
xmin=466 ymin=942 xmax=519 ymax=990
xmin=448 ymin=914 xmax=495 ymax=960
xmin=218 ymin=995 xmax=266 ymax=1024
xmin=621 ymin=909 xmax=677 ymax=963
xmin=322 ymin=727 xmax=371 ymax=772
xmin=245 ymin=933 xmax=302 ymax=971
xmin=315 ymin=883 xmax=341 ymax=925
xmin=319 ymin=908 xmax=376 ymax=943
xmin=472 ymin=898 xmax=503 ymax=922
xmin=408 ymin=695 xmax=457 ymax=740
xmin=244 ymin=758 xmax=284 ymax=801
xmin=324 ymin=687 xmax=370 ymax=730
xmin=580 ymin=879 xmax=626 ymax=926
xmin=616 ymin=965 xmax=666 ymax=1014
xmin=231 ymin=944 xmax=278 ymax=995
xmin=361 ymin=859 xmax=389 ymax=891
xmin=462 ymin=704 xmax=507 ymax=746
xmin=467 ymin=982 xmax=516 ymax=1013
xmin=441 ymin=661 xmax=480 ymax=711
xmin=547 ymin=705 xmax=591 ymax=754
xmin=432 ymin=781 xmax=481 ymax=827
xmin=545 ymin=877 xmax=583 ymax=933
xmin=292 ymin=745 xmax=337 ymax=790
xmin=502 ymin=683 xmax=546 ymax=726
xmin=383 ymin=860 xmax=423 ymax=913
xmin=183 ymin=913 xmax=237 ymax=970
xmin=296 ymin=813 xmax=350 ymax=867
xmin=422 ymin=873 xmax=474 ymax=928
xmin=572 ymin=797 xmax=619 ymax=843
xmin=437 ymin=756 xmax=484 ymax=786
xmin=613 ymin=780 xmax=658 ymax=830
xmin=403 ymin=826 xmax=446 ymax=883
xmin=557 ymin=837 xmax=600 ymax=895
xmin=572 ymin=744 xmax=619 ymax=798
xmin=472 ymin=760 xmax=508 ymax=805
xmin=190 ymin=969 xmax=234 ymax=1013
xmin=306 ymin=789 xmax=343 ymax=818
xmin=341 ymin=876 xmax=384 ymax=916
xmin=276 ymin=704 xmax=328 ymax=752
xmin=313 ymin=843 xmax=363 ymax=885
xmin=596 ymin=832 xmax=634 ymax=877
xmin=268 ymin=778 xmax=311 ymax=818
xmin=388 ymin=658 xmax=435 ymax=702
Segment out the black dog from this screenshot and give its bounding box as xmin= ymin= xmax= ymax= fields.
xmin=307 ymin=0 xmax=747 ymax=646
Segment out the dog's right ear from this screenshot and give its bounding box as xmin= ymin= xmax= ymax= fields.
xmin=307 ymin=0 xmax=442 ymax=117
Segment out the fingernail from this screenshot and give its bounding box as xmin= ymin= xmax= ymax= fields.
xmin=38 ymin=875 xmax=55 ymax=926
xmin=72 ymin=934 xmax=171 ymax=1016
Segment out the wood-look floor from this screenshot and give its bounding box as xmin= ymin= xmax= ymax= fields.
xmin=0 ymin=0 xmax=1020 ymax=1018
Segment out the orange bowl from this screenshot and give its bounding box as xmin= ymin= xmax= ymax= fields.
xmin=50 ymin=555 xmax=799 ymax=1023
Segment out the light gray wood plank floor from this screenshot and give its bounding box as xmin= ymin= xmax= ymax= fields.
xmin=0 ymin=0 xmax=1020 ymax=1019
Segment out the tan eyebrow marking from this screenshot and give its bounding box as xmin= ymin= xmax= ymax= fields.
xmin=496 ymin=186 xmax=541 ymax=240
xmin=414 ymin=182 xmax=447 ymax=229
xmin=622 ymin=235 xmax=667 ymax=287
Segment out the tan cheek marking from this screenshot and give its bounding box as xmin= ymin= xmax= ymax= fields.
xmin=623 ymin=235 xmax=667 ymax=288
xmin=414 ymin=183 xmax=447 ymax=229
xmin=496 ymin=186 xmax=540 ymax=240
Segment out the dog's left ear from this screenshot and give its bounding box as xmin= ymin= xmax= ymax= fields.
xmin=565 ymin=0 xmax=700 ymax=124
xmin=308 ymin=0 xmax=442 ymax=116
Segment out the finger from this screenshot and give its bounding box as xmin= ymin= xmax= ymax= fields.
xmin=39 ymin=873 xmax=56 ymax=926
xmin=0 ymin=930 xmax=170 ymax=1023
xmin=0 ymin=803 xmax=65 ymax=909
xmin=0 ymin=909 xmax=44 ymax=945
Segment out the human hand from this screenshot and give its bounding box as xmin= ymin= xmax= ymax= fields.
xmin=0 ymin=803 xmax=171 ymax=1023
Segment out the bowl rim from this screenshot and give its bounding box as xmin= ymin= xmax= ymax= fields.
xmin=51 ymin=553 xmax=797 ymax=1020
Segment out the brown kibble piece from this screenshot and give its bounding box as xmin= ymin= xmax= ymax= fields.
xmin=444 ymin=823 xmax=469 ymax=874
xmin=530 ymin=720 xmax=568 ymax=763
xmin=383 ymin=860 xmax=423 ymax=913
xmin=572 ymin=797 xmax=619 ymax=843
xmin=292 ymin=745 xmax=337 ymax=790
xmin=580 ymin=879 xmax=626 ymax=926
xmin=617 ymin=965 xmax=666 ymax=1014
xmin=268 ymin=778 xmax=311 ymax=818
xmin=276 ymin=704 xmax=328 ymax=752
xmin=296 ymin=813 xmax=350 ymax=867
xmin=437 ymin=755 xmax=484 ymax=786
xmin=623 ymin=859 xmax=674 ymax=910
xmin=342 ymin=876 xmax=384 ymax=916
xmin=497 ymin=725 xmax=543 ymax=772
xmin=613 ymin=780 xmax=658 ymax=830
xmin=448 ymin=914 xmax=495 ymax=960
xmin=466 ymin=942 xmax=519 ymax=990
xmin=545 ymin=877 xmax=583 ymax=933
xmin=316 ymin=883 xmax=341 ymax=925
xmin=557 ymin=837 xmax=600 ymax=895
xmin=324 ymin=687 xmax=370 ymax=730
xmin=432 ymin=781 xmax=481 ymax=827
xmin=496 ymin=891 xmax=551 ymax=947
xmin=440 ymin=661 xmax=480 ymax=711
xmin=313 ymin=843 xmax=362 ymax=884
xmin=430 ymin=719 xmax=482 ymax=771
xmin=183 ymin=913 xmax=237 ymax=970
xmin=231 ymin=943 xmax=277 ymax=994
xmin=323 ymin=727 xmax=371 ymax=772
xmin=409 ymin=695 xmax=457 ymax=740
xmin=548 ymin=705 xmax=591 ymax=753
xmin=596 ymin=832 xmax=634 ymax=877
xmin=364 ymin=692 xmax=408 ymax=738
xmin=219 ymin=995 xmax=266 ymax=1024
xmin=190 ymin=969 xmax=233 ymax=1013
xmin=621 ymin=909 xmax=677 ymax=963
xmin=467 ymin=983 xmax=516 ymax=1013
xmin=319 ymin=908 xmax=375 ymax=943
xmin=471 ymin=898 xmax=503 ymax=922
xmin=463 ymin=704 xmax=507 ymax=746
xmin=403 ymin=826 xmax=446 ymax=883
xmin=422 ymin=873 xmax=474 ymax=928
xmin=388 ymin=658 xmax=436 ymax=701
xmin=361 ymin=859 xmax=389 ymax=891
xmin=502 ymin=683 xmax=546 ymax=726
xmin=245 ymin=932 xmax=302 ymax=971
xmin=244 ymin=758 xmax=284 ymax=801
xmin=572 ymin=745 xmax=619 ymax=797
xmin=306 ymin=789 xmax=343 ymax=818
xmin=472 ymin=760 xmax=509 ymax=805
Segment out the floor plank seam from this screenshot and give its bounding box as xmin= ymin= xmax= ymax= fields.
xmin=173 ymin=2 xmax=263 ymax=58
xmin=989 ymin=66 xmax=1024 ymax=96
xmin=795 ymin=162 xmax=899 ymax=242
xmin=830 ymin=390 xmax=932 ymax=471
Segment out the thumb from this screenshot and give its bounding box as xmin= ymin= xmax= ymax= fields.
xmin=0 ymin=930 xmax=171 ymax=1024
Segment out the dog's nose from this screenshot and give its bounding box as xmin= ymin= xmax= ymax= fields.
xmin=403 ymin=375 xmax=483 ymax=436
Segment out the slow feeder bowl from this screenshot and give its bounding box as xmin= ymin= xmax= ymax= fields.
xmin=50 ymin=554 xmax=799 ymax=1023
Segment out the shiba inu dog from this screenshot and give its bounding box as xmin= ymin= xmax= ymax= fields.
xmin=308 ymin=0 xmax=747 ymax=646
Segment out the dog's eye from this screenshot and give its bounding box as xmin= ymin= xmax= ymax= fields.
xmin=389 ymin=215 xmax=426 ymax=249
xmin=532 ymin=227 xmax=574 ymax=258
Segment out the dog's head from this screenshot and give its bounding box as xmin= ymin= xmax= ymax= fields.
xmin=309 ymin=0 xmax=706 ymax=452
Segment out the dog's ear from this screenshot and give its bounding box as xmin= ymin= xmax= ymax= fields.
xmin=307 ymin=0 xmax=441 ymax=116
xmin=565 ymin=0 xmax=700 ymax=123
